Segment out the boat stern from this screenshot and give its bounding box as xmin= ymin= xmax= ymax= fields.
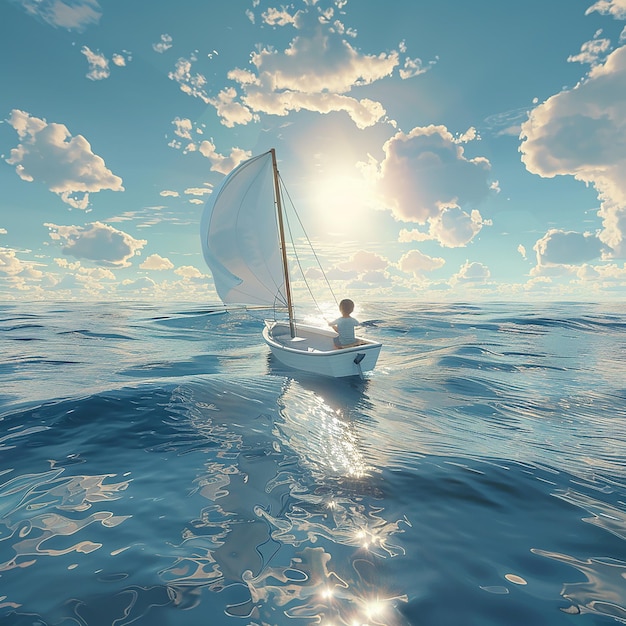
xmin=263 ymin=321 xmax=382 ymax=378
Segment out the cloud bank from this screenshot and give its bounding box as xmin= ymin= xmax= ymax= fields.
xmin=520 ymin=45 xmax=626 ymax=258
xmin=167 ymin=2 xmax=434 ymax=130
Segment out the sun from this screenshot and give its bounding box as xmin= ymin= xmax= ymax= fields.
xmin=309 ymin=171 xmax=376 ymax=236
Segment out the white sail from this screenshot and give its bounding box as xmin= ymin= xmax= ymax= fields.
xmin=201 ymin=151 xmax=287 ymax=307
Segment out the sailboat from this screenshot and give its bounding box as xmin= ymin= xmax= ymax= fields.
xmin=200 ymin=149 xmax=382 ymax=378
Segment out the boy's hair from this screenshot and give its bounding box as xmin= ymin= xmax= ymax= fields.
xmin=339 ymin=298 xmax=354 ymax=314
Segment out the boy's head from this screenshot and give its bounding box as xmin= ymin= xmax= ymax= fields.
xmin=339 ymin=298 xmax=354 ymax=316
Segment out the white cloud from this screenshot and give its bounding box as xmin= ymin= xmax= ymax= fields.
xmin=398 ymin=249 xmax=445 ymax=276
xmin=0 ymin=247 xmax=45 ymax=295
xmin=525 ymin=258 xmax=626 ymax=295
xmin=567 ymin=36 xmax=612 ymax=66
xmin=398 ymin=228 xmax=430 ymax=243
xmin=112 ymin=51 xmax=131 ymax=67
xmin=374 ymin=125 xmax=492 ymax=224
xmin=81 ymin=46 xmax=109 ymax=80
xmin=426 ymin=207 xmax=491 ymax=248
xmin=167 ymin=118 xmax=252 ymax=173
xmin=533 ymin=229 xmax=605 ymax=265
xmin=168 ymin=57 xmax=210 ymax=103
xmin=398 ymin=206 xmax=492 ymax=248
xmin=209 ymin=4 xmax=408 ymax=129
xmin=314 ymin=250 xmax=393 ymax=289
xmin=5 ymin=110 xmax=123 ymax=209
xmin=0 ymin=228 xmax=7 ymax=235
xmin=45 ymin=221 xmax=146 ymax=267
xmin=520 ymin=46 xmax=626 ymax=257
xmin=251 ymin=95 xmax=386 ymax=135
xmin=174 ymin=265 xmax=204 ymax=279
xmin=78 ymin=265 xmax=115 ymax=280
xmin=168 ymin=4 xmax=433 ymax=130
xmin=575 ymin=262 xmax=626 ymax=280
xmin=261 ymin=7 xmax=298 ymax=26
xmin=209 ymin=87 xmax=257 ymax=128
xmin=13 ymin=0 xmax=102 ymax=30
xmin=399 ymin=55 xmax=437 ymax=79
xmin=586 ymin=0 xmax=626 ymax=19
xmin=172 ymin=117 xmax=193 ymax=140
xmin=118 ymin=277 xmax=158 ymax=292
xmin=140 ymin=254 xmax=174 ymax=270
xmin=339 ymin=250 xmax=388 ymax=273
xmin=0 ymin=247 xmax=38 ymax=276
xmin=370 ymin=125 xmax=493 ymax=247
xmin=184 ymin=186 xmax=212 ymax=197
xmin=153 ymin=34 xmax=173 ymax=53
xmin=248 ymin=17 xmax=397 ymax=94
xmin=452 ymin=260 xmax=491 ymax=284
xmin=518 ymin=244 xmax=527 ymax=259
xmin=81 ymin=47 xmax=130 ymax=78
xmin=304 ymin=267 xmax=324 ymax=281
xmin=326 ymin=267 xmax=358 ymax=281
xmin=241 ymin=89 xmax=385 ymax=130
xmin=197 ymin=140 xmax=252 ymax=174
xmin=456 ymin=127 xmax=479 ymax=143
xmin=360 ymin=269 xmax=391 ymax=284
xmin=54 ymin=257 xmax=81 ymax=270
xmin=160 ymin=190 xmax=179 ymax=198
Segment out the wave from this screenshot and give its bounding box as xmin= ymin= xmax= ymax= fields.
xmin=1 ymin=301 xmax=625 ymax=624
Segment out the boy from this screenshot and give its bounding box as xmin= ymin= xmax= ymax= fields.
xmin=330 ymin=298 xmax=359 ymax=348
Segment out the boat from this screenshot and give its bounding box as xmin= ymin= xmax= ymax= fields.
xmin=200 ymin=149 xmax=382 ymax=378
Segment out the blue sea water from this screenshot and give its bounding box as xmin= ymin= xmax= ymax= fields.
xmin=1 ymin=301 xmax=625 ymax=626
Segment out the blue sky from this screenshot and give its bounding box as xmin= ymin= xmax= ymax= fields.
xmin=1 ymin=0 xmax=626 ymax=302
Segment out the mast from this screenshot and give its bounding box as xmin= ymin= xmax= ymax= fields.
xmin=270 ymin=148 xmax=296 ymax=338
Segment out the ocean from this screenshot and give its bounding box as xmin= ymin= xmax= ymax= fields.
xmin=1 ymin=301 xmax=625 ymax=626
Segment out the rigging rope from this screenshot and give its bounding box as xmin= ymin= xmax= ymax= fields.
xmin=278 ymin=174 xmax=339 ymax=321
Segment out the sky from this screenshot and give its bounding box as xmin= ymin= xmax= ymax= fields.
xmin=1 ymin=0 xmax=626 ymax=303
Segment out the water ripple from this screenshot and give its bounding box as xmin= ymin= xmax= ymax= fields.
xmin=0 ymin=301 xmax=625 ymax=624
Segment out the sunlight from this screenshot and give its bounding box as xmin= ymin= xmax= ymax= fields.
xmin=320 ymin=586 xmax=335 ymax=600
xmin=310 ymin=172 xmax=375 ymax=235
xmin=364 ymin=598 xmax=388 ymax=621
xmin=352 ymin=524 xmax=387 ymax=552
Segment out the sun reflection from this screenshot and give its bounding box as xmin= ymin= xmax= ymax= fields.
xmin=0 ymin=470 xmax=131 ymax=573
xmin=277 ymin=383 xmax=372 ymax=480
xmin=364 ymin=597 xmax=389 ymax=622
xmin=352 ymin=523 xmax=393 ymax=556
xmin=320 ymin=585 xmax=335 ymax=600
xmin=237 ymin=544 xmax=408 ymax=625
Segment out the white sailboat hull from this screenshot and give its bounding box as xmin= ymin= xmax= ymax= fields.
xmin=263 ymin=321 xmax=382 ymax=378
